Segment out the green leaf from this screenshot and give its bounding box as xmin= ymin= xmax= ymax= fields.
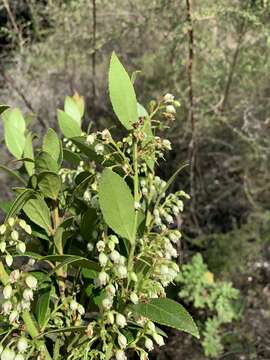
xmin=108 ymin=52 xmax=138 ymax=130
xmin=130 ymin=298 xmax=199 ymax=338
xmin=99 ymin=169 xmax=135 ymax=242
xmin=24 ymin=133 xmax=35 ymax=176
xmin=57 ymin=110 xmax=81 ymax=138
xmin=35 ymin=151 xmax=59 ymax=174
xmin=0 ymin=105 xmax=10 ymax=114
xmin=2 ymin=108 xmax=26 ymax=159
xmin=41 ymin=255 xmax=100 ymax=272
xmin=0 ymin=164 xmax=26 ymax=185
xmin=5 ymin=189 xmax=35 ymax=221
xmin=137 ymin=103 xmax=149 ymax=118
xmin=37 ymin=172 xmax=61 ymax=200
xmin=23 ymin=195 xmax=53 ymax=235
xmin=43 ymin=128 xmax=62 ymax=164
xmin=0 ymin=201 xmax=12 ymax=214
xmin=155 ymin=163 xmax=189 ymax=209
xmin=64 ymin=96 xmax=82 ymax=125
xmin=63 ymin=148 xmax=81 ymax=166
xmin=36 ymin=286 xmax=51 ymax=327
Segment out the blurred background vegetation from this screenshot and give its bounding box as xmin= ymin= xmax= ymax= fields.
xmin=0 ymin=0 xmax=270 ymax=359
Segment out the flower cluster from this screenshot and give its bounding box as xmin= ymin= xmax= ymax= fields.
xmin=0 ymin=218 xmax=32 ymax=267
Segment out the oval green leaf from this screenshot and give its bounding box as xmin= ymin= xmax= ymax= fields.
xmin=43 ymin=128 xmax=62 ymax=164
xmin=108 ymin=52 xmax=138 ymax=130
xmin=2 ymin=108 xmax=26 ymax=159
xmin=23 ymin=195 xmax=53 ymax=235
xmin=37 ymin=171 xmax=61 ymax=200
xmin=130 ymin=298 xmax=199 ymax=339
xmin=99 ymin=169 xmax=135 ymax=242
xmin=24 ymin=133 xmax=35 ymax=176
xmin=57 ymin=109 xmax=81 ymax=138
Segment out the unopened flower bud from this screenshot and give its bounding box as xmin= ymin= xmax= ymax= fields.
xmin=118 ymin=334 xmax=127 ymax=349
xmin=145 ymin=338 xmax=154 ymax=351
xmin=1 ymin=348 xmax=15 ymax=360
xmin=116 ymin=313 xmax=127 ymax=328
xmin=163 ymin=93 xmax=174 ymax=103
xmin=8 ymin=218 xmax=15 ymax=227
xmin=9 ymin=310 xmax=19 ymax=323
xmin=102 ymin=297 xmax=113 ymax=310
xmin=147 ymin=321 xmax=156 ymax=332
xmin=17 ymin=242 xmax=26 ymax=253
xmin=5 ymin=254 xmax=13 ymax=267
xmin=77 ymin=304 xmax=85 ymax=315
xmin=166 ymin=105 xmax=176 ymax=114
xmin=115 ymin=350 xmax=127 ymax=360
xmin=107 ymin=311 xmax=114 ymax=324
xmin=86 ymin=322 xmax=94 ymax=337
xmin=3 ymin=285 xmax=12 ymax=299
xmin=130 ymin=272 xmax=138 ymax=282
xmin=24 ymin=225 xmax=32 ymax=235
xmin=108 ymin=240 xmax=115 ymax=252
xmin=130 ymin=292 xmax=139 ymax=304
xmin=18 ymin=220 xmax=26 ymax=229
xmin=97 ymin=271 xmax=109 ymax=286
xmin=0 ymin=224 xmax=6 ymax=235
xmin=116 ymin=265 xmax=127 ymax=279
xmin=11 ymin=230 xmax=19 ymax=242
xmin=86 ymin=134 xmax=96 ymax=145
xmin=94 ymin=144 xmax=104 ymax=155
xmin=23 ymin=289 xmax=33 ymax=301
xmin=9 ymin=270 xmax=20 ymax=283
xmin=70 ymin=300 xmax=78 ymax=311
xmin=153 ymin=333 xmax=165 ymax=346
xmin=17 ymin=338 xmax=28 ymax=353
xmin=96 ymin=241 xmax=105 ymax=252
xmin=110 ymin=250 xmax=121 ymax=264
xmin=110 ymin=235 xmax=119 ymax=244
xmin=99 ymin=253 xmax=108 ymax=267
xmin=2 ymin=300 xmax=12 ymax=314
xmin=14 ymin=355 xmax=24 ymax=360
xmin=106 ymin=284 xmax=116 ymax=297
xmin=25 ymin=275 xmax=37 ymax=290
xmin=87 ymin=242 xmax=94 ymax=252
xmin=0 ymin=242 xmax=6 ymax=253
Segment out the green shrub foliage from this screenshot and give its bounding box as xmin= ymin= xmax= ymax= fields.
xmin=177 ymin=254 xmax=240 ymax=358
xmin=0 ymin=54 xmax=197 ymax=360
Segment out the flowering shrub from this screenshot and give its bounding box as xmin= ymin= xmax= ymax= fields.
xmin=0 ymin=53 xmax=198 ymax=360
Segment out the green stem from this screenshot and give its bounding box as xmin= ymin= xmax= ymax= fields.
xmin=127 ymin=138 xmax=139 ymax=278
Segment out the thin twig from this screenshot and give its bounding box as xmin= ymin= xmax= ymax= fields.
xmin=91 ymin=0 xmax=97 ymax=116
xmin=185 ymin=0 xmax=200 ymax=232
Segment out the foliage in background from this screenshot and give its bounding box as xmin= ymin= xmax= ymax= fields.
xmin=177 ymin=254 xmax=240 ymax=358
